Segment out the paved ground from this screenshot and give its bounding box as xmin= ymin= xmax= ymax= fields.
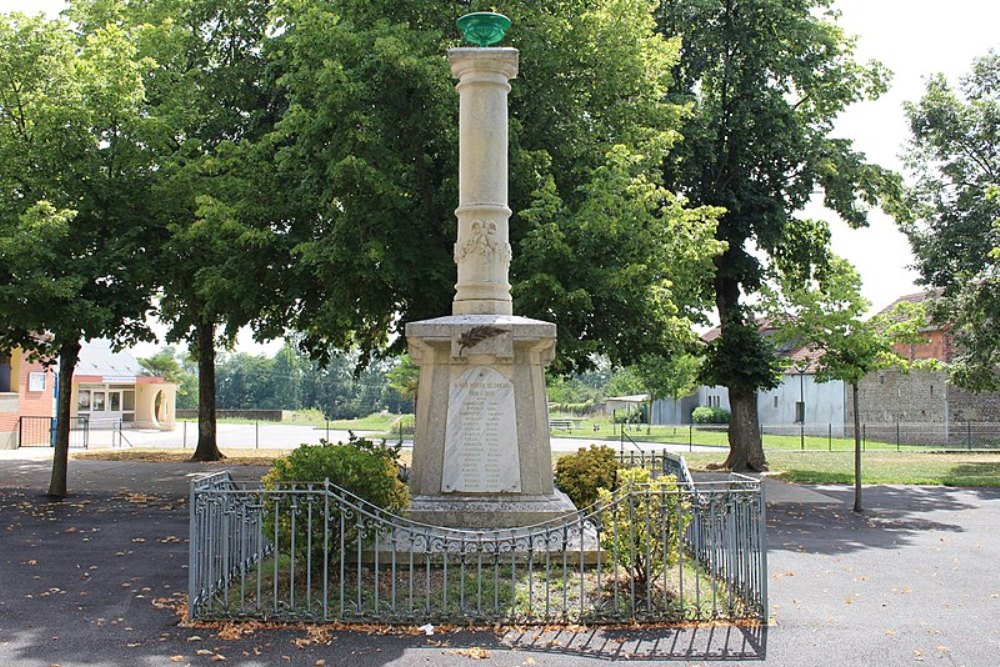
xmin=1 ymin=455 xmax=998 ymax=666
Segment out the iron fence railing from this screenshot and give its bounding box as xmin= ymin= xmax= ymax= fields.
xmin=189 ymin=471 xmax=766 ymax=626
xmin=17 ymin=415 xmax=89 ymax=448
xmin=616 ymin=450 xmax=695 ymax=488
xmin=644 ymin=422 xmax=1000 ymax=451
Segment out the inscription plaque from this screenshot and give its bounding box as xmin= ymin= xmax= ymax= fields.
xmin=442 ymin=366 xmax=521 ymax=493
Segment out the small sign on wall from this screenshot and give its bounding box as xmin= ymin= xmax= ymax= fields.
xmin=28 ymin=372 xmax=46 ymax=392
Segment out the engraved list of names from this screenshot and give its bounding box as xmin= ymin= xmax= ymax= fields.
xmin=442 ymin=366 xmax=521 ymax=493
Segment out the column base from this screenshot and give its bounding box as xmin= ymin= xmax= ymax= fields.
xmin=406 ymin=490 xmax=578 ymax=529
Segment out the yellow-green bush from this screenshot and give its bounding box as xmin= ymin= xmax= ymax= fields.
xmin=597 ymin=467 xmax=689 ymax=585
xmin=554 ymin=444 xmax=618 ymax=509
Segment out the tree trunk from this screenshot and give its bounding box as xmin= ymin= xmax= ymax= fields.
xmin=189 ymin=321 xmax=223 ymax=462
xmin=852 ymin=381 xmax=863 ymax=513
xmin=48 ymin=340 xmax=81 ymax=498
xmin=647 ymin=396 xmax=653 ymax=435
xmin=715 ymin=273 xmax=767 ymax=472
xmin=723 ymin=385 xmax=767 ymax=472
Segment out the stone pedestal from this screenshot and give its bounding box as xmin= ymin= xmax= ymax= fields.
xmin=406 ymin=315 xmax=575 ymax=527
xmin=405 ymin=47 xmax=575 ymax=528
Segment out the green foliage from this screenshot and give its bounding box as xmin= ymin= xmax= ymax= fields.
xmin=386 ymin=354 xmax=420 ymax=402
xmin=271 ymin=0 xmax=722 ymax=372
xmin=766 ymin=256 xmax=934 ymax=387
xmin=692 ymin=406 xmax=730 ymax=424
xmin=0 ymin=10 xmax=166 ymax=491
xmin=548 ymin=402 xmax=596 ymax=417
xmin=138 ymin=347 xmax=198 ymax=408
xmin=212 ymin=344 xmax=412 ymax=417
xmin=597 ymin=467 xmax=688 ymax=585
xmin=546 ymin=375 xmax=603 ymax=407
xmin=261 ymin=435 xmax=409 ymax=567
xmin=699 ymin=310 xmax=785 ymax=392
xmin=606 ymin=366 xmax=646 ymax=398
xmin=554 ymin=445 xmax=619 ymax=509
xmin=900 ymin=53 xmax=1000 ymax=391
xmin=656 ymin=0 xmax=900 ymax=465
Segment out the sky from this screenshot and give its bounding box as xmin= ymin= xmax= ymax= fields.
xmin=1 ymin=0 xmax=998 ymax=358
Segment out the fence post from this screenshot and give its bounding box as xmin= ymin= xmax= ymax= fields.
xmin=967 ymin=421 xmax=972 ymax=450
xmin=183 ymin=420 xmax=187 ymax=449
xmin=828 ymin=423 xmax=832 ymax=452
xmin=689 ymin=424 xmax=693 ymax=452
xmin=862 ymin=424 xmax=866 ymax=452
xmin=326 ymin=420 xmax=330 ymax=442
xmin=255 ymin=419 xmax=259 ymax=450
xmin=896 ymin=419 xmax=900 ymax=452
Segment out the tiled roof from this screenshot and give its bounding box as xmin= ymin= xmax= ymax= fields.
xmin=76 ymin=340 xmax=144 ymax=378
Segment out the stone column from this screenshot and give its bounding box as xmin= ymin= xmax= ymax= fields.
xmin=450 ymin=48 xmax=517 ymax=316
xmin=404 ymin=45 xmax=574 ymax=528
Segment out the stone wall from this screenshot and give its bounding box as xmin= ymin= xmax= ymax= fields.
xmin=849 ymin=369 xmax=948 ymax=424
xmin=846 ymin=369 xmax=1000 ymax=446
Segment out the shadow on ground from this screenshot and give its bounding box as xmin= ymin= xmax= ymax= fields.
xmin=767 ymin=484 xmax=1000 ymax=557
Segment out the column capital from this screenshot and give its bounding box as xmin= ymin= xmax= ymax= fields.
xmin=448 ymin=47 xmax=519 ymax=81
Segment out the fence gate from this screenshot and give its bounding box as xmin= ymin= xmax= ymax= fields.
xmin=18 ymin=416 xmax=89 ymax=449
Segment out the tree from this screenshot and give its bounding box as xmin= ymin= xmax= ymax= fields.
xmin=270 ymin=0 xmax=722 ymax=373
xmin=0 ymin=11 xmax=159 ymax=497
xmin=110 ymin=0 xmax=287 ymax=461
xmin=634 ymin=353 xmax=700 ymax=433
xmin=767 ymin=257 xmax=929 ymax=512
xmin=656 ymin=0 xmax=901 ymax=471
xmin=386 ymin=354 xmax=420 ymax=408
xmin=900 ymin=53 xmax=1000 ymax=391
xmin=138 ymin=347 xmax=198 ymax=408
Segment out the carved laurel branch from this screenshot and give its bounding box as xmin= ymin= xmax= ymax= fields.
xmin=457 ymin=325 xmax=507 ymax=356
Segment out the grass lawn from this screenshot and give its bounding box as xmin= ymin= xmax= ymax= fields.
xmin=73 ymin=447 xmax=1000 ymax=487
xmin=683 ymin=450 xmax=1000 ymax=487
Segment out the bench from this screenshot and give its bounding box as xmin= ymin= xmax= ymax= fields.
xmin=549 ymin=419 xmax=574 ymax=430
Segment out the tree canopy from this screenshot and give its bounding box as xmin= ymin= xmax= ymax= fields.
xmin=0 ymin=10 xmax=161 ymax=495
xmin=655 ymin=0 xmax=901 ymax=471
xmin=269 ymin=0 xmax=723 ymax=372
xmin=900 ymin=52 xmax=1000 ymax=391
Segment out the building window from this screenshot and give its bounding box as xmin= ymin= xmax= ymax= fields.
xmin=773 ymin=396 xmax=778 ymax=408
xmin=78 ymin=389 xmax=91 ymax=411
xmin=28 ymin=372 xmax=45 ymax=392
xmin=0 ymin=353 xmax=10 ymax=392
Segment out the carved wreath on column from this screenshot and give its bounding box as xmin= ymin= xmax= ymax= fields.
xmin=454 ymin=220 xmax=513 ymax=264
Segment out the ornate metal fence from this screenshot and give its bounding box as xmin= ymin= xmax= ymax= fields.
xmin=189 ymin=471 xmax=766 ymax=626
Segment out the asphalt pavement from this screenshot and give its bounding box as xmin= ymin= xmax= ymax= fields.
xmin=1 ymin=454 xmax=998 ymax=666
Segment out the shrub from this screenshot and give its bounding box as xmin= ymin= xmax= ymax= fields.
xmin=692 ymin=405 xmax=730 ymax=424
xmin=554 ymin=444 xmax=618 ymax=509
xmin=597 ymin=467 xmax=689 ymax=586
xmin=549 ymin=401 xmax=597 ymax=416
xmin=393 ymin=414 xmax=415 ymax=436
xmin=261 ymin=434 xmax=409 ymax=568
